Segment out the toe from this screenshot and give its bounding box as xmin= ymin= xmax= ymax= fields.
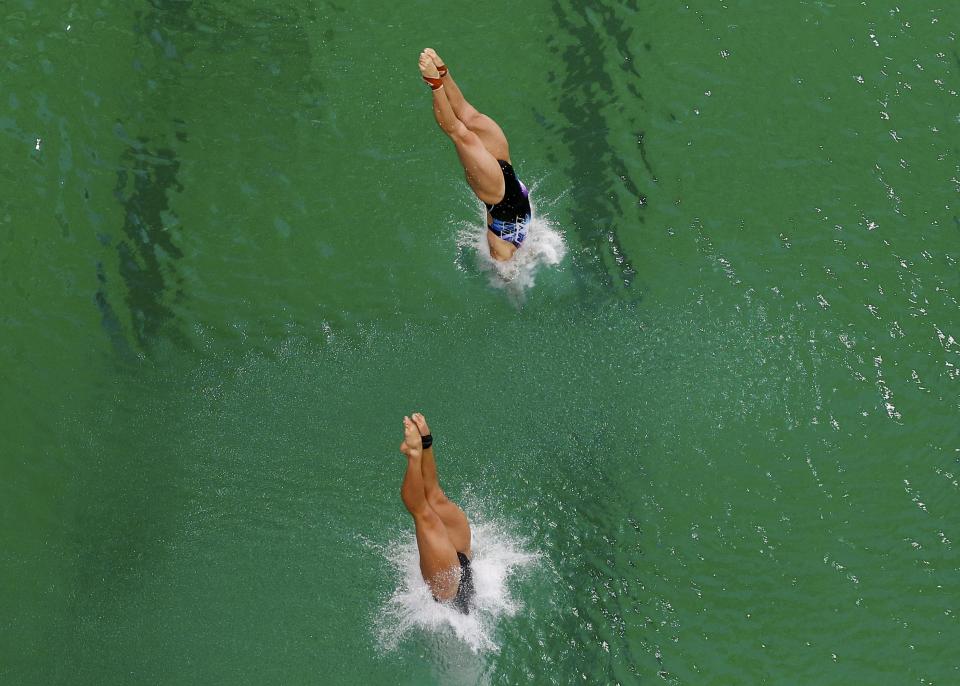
xmin=419 ymin=62 xmax=436 ymax=78
xmin=412 ymin=413 xmax=430 ymax=434
xmin=418 ymin=52 xmax=439 ymax=78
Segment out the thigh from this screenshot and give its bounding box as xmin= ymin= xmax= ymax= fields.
xmin=452 ymin=129 xmax=506 ymax=205
xmin=430 ymin=497 xmax=472 ymax=556
xmin=412 ymin=509 xmax=461 ymax=599
xmin=464 ymin=111 xmax=510 ymax=162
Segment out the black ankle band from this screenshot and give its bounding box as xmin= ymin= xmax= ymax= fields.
xmin=421 ymin=433 xmax=433 ymax=449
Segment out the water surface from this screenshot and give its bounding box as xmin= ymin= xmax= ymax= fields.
xmin=2 ymin=1 xmax=958 ymax=684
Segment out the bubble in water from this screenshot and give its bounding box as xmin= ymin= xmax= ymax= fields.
xmin=373 ymin=512 xmax=539 ymax=654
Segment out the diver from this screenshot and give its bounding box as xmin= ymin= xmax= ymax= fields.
xmin=398 ymin=413 xmax=475 ymax=613
xmin=418 ymin=48 xmax=532 ymax=261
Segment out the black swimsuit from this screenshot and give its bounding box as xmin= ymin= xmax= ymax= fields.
xmin=484 ymin=160 xmax=531 ymax=247
xmin=452 ymin=552 xmax=475 ymax=614
xmin=430 ymin=552 xmax=475 ymax=613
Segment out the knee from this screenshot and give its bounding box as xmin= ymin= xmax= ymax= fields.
xmin=403 ymin=497 xmax=430 ymax=519
xmin=447 ymin=121 xmax=473 ymax=145
xmin=413 ymin=507 xmax=444 ymax=531
xmin=459 ymin=108 xmax=482 ymax=129
xmin=427 ymin=487 xmax=449 ymax=508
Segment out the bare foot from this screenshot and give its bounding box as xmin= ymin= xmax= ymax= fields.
xmin=411 ymin=412 xmax=431 ymax=438
xmin=423 ymin=48 xmax=446 ymax=74
xmin=418 ymin=50 xmax=439 ymax=79
xmin=399 ymin=415 xmax=423 ymax=458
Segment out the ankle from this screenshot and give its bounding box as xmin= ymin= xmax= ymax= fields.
xmin=422 ymin=75 xmax=443 ymax=90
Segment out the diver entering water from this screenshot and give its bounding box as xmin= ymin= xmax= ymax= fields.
xmin=418 ymin=48 xmax=532 ymax=262
xmin=398 ymin=413 xmax=475 ymax=613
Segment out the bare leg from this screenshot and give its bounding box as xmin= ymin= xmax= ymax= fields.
xmin=412 ymin=413 xmax=472 ymax=557
xmin=420 ymin=50 xmax=518 ymax=262
xmin=425 ymin=48 xmax=511 ymax=162
xmin=399 ymin=417 xmax=460 ymax=600
xmin=419 ymin=51 xmax=504 ymax=205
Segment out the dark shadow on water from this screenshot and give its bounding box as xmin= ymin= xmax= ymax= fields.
xmin=95 ymin=1 xmax=325 ymax=355
xmin=93 ymin=3 xmax=196 ymax=355
xmin=543 ymin=0 xmax=654 ymax=303
xmin=112 ymin=132 xmax=188 ymax=349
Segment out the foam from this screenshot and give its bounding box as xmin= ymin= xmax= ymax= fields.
xmin=373 ymin=510 xmax=539 ymax=655
xmin=454 ymin=179 xmax=567 ymax=297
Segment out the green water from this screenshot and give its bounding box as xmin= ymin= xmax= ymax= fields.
xmin=2 ymin=1 xmax=958 ymax=684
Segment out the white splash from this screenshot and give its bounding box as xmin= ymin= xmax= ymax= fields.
xmin=374 ymin=514 xmax=538 ymax=654
xmin=454 ymin=180 xmax=567 ymax=296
